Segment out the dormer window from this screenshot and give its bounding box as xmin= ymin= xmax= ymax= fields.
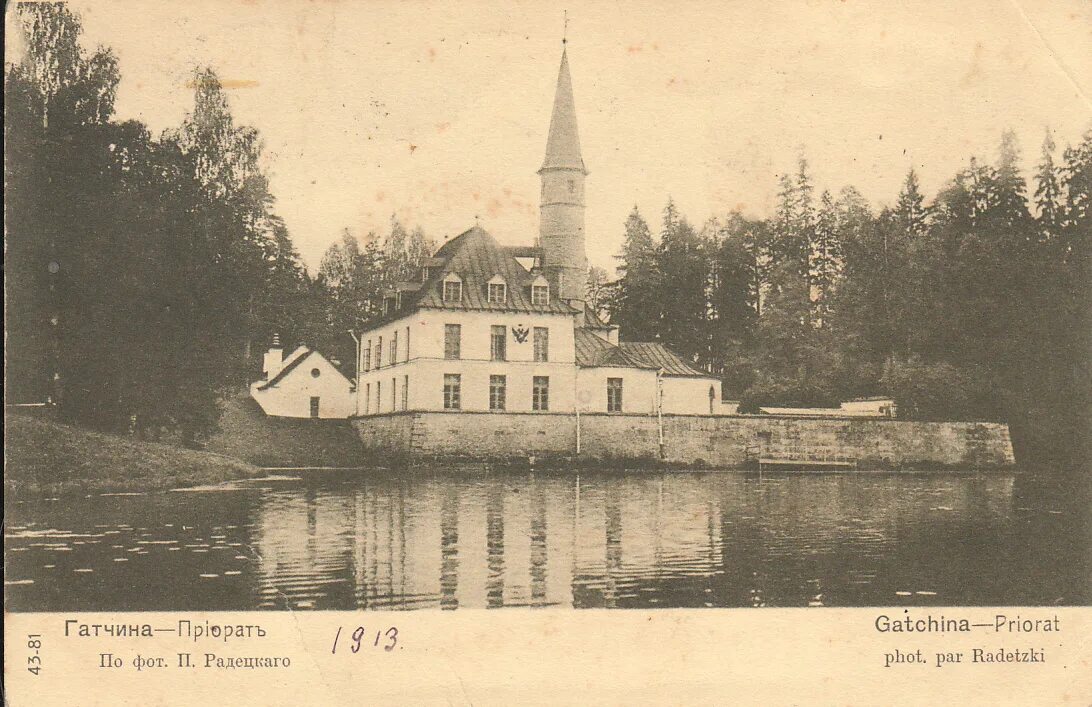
xmin=487 ymin=275 xmax=507 ymax=304
xmin=442 ymin=274 xmax=463 ymax=303
xmin=531 ymin=276 xmax=550 ymax=305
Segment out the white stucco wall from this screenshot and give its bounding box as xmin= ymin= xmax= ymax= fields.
xmin=250 ymin=352 xmax=355 ymax=418
xmin=575 ymin=367 xmax=658 ymax=414
xmin=719 ymin=400 xmax=741 ymax=415
xmin=353 ymin=308 xmax=721 ymax=417
xmin=357 ymin=309 xmax=579 ymax=414
xmin=661 ymin=376 xmax=721 ymax=415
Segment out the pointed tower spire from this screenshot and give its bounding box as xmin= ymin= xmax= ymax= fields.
xmin=540 ymin=48 xmax=586 ymax=174
xmin=538 ymin=42 xmax=588 ymax=306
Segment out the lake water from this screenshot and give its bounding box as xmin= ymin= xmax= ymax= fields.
xmin=5 ymin=470 xmax=1089 ymax=610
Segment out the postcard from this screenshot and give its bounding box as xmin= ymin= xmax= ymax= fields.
xmin=5 ymin=0 xmax=1090 ymax=704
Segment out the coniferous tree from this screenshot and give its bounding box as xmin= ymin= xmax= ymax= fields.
xmin=809 ymin=190 xmax=841 ymax=327
xmin=706 ymin=213 xmax=761 ymax=391
xmin=895 ymin=168 xmax=928 ymax=236
xmin=657 ymin=200 xmax=708 ymax=363
xmin=994 ymin=130 xmax=1032 ymax=233
xmin=1060 ymin=130 xmax=1092 ymax=258
xmin=610 ymin=205 xmax=661 ymax=342
xmin=1034 ymin=131 xmax=1063 ymax=241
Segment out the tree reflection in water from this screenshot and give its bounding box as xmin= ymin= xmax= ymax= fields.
xmin=6 ymin=471 xmax=1088 ymax=611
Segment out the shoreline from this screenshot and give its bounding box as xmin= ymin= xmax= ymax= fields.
xmin=2 ymin=412 xmax=1026 ymax=506
xmin=4 ymin=414 xmax=260 ymax=503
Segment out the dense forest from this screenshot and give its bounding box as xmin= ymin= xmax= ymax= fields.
xmin=604 ymin=141 xmax=1091 ymax=468
xmin=6 ymin=3 xmax=1089 ymax=470
xmin=5 ymin=3 xmax=429 ymax=441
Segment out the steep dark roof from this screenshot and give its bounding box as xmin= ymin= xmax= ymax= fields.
xmin=574 ymin=329 xmax=656 ymax=369
xmin=574 ymin=330 xmax=710 ymax=376
xmin=502 ymin=245 xmax=542 ymax=258
xmin=365 ymin=226 xmax=577 ymax=329
xmin=258 ymin=349 xmax=316 ymax=390
xmin=581 ymin=307 xmax=613 ymax=329
xmin=541 ymin=49 xmax=586 ymax=173
xmin=257 ymin=348 xmax=351 ymax=390
xmin=618 ymin=342 xmax=711 ymax=377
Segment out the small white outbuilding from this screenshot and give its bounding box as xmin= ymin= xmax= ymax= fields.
xmin=250 ymin=340 xmax=355 ymax=418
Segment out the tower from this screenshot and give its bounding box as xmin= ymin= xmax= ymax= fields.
xmin=538 ymin=46 xmax=588 ymax=307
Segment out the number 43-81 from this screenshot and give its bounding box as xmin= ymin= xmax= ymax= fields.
xmin=27 ymin=635 xmax=42 ymax=675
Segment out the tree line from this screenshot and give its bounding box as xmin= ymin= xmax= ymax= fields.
xmin=603 ymin=133 xmax=1090 ymax=466
xmin=6 ymin=3 xmax=1089 ymax=469
xmin=6 ymin=3 xmax=438 ymax=441
xmin=4 ymin=4 xmax=414 ymax=442
xmin=314 ymin=219 xmax=436 ymax=368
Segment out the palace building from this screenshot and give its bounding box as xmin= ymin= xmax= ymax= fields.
xmin=352 ymin=46 xmax=722 ymax=419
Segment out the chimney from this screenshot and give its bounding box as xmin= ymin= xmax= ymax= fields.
xmin=263 ymin=334 xmax=284 ymax=379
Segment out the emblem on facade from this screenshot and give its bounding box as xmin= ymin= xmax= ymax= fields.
xmin=512 ymin=325 xmax=530 ymax=343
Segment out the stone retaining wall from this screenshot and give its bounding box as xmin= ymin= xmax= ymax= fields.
xmin=351 ymin=411 xmax=1015 ymax=469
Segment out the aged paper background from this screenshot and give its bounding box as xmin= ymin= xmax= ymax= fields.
xmin=5 ymin=0 xmax=1091 ymax=704
xmin=5 ymin=609 xmax=1092 ymax=705
xmin=9 ymin=0 xmax=1089 ymax=269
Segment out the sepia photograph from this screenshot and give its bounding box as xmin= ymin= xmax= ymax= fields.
xmin=4 ymin=0 xmax=1090 ymax=624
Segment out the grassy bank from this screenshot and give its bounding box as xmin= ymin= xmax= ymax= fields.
xmin=203 ymin=393 xmax=364 ymax=467
xmin=5 ymin=413 xmax=259 ymax=499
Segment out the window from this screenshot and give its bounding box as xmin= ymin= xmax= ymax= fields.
xmin=487 ymin=281 xmax=507 ymax=304
xmin=365 ymin=384 xmax=370 ymax=414
xmin=402 ymin=375 xmax=409 ymax=410
xmin=443 ymin=374 xmax=461 ymax=410
xmin=607 ymin=378 xmax=624 ymax=412
xmin=444 ymin=324 xmax=461 ymax=360
xmin=567 ymin=178 xmax=576 ymax=194
xmin=391 ymin=377 xmax=397 ymax=410
xmin=405 ymin=326 xmax=411 ymax=362
xmin=376 ymin=381 xmax=382 ymax=412
xmin=490 ymin=325 xmax=507 ymax=361
xmin=390 ymin=331 xmax=398 ymax=365
xmin=364 ymin=341 xmax=371 ymax=372
xmin=311 ymin=367 xmax=321 ymax=378
xmin=532 ymin=376 xmax=549 ymax=411
xmin=489 ymin=375 xmax=506 ymax=411
xmin=533 ymin=327 xmax=549 ymax=362
xmin=531 ymin=284 xmax=549 ymax=305
xmin=310 ymin=396 xmax=320 ymax=418
xmin=375 ymin=336 xmax=383 ymax=369
xmin=443 ymin=276 xmax=463 ymax=303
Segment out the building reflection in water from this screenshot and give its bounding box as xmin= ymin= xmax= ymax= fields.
xmin=14 ymin=471 xmax=1084 ymax=612
xmin=250 ymin=473 xmax=1017 ymax=609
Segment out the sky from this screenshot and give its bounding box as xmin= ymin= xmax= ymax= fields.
xmin=7 ymin=0 xmax=1092 ymax=271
